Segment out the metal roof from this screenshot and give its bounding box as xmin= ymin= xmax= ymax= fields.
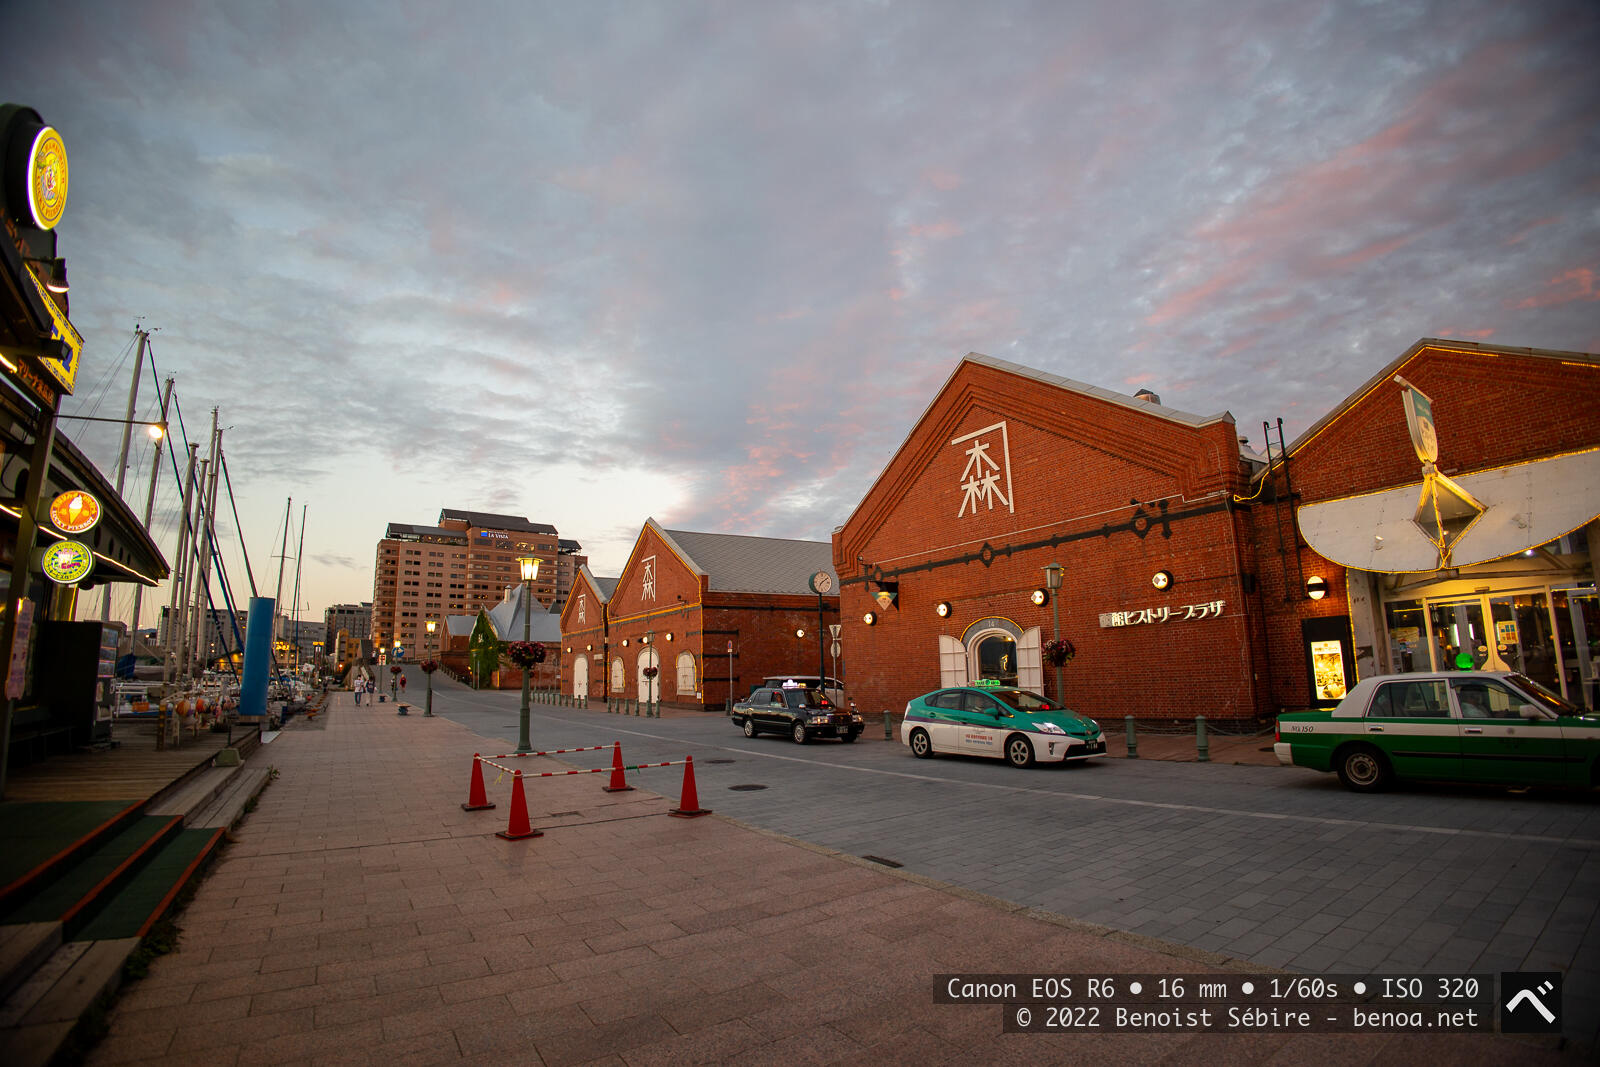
xmin=437 ymin=509 xmax=558 ymax=535
xmin=655 ymin=522 xmax=837 ymax=595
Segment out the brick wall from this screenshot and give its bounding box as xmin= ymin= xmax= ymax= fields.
xmin=834 ymin=358 xmax=1260 ymax=725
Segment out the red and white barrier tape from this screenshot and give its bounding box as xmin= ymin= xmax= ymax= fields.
xmin=481 ymin=744 xmax=611 ymax=759
xmin=477 ymin=755 xmax=687 ymax=779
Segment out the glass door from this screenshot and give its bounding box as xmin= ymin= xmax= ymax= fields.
xmin=1428 ymin=599 xmax=1490 ymax=671
xmin=1552 ymin=588 xmax=1599 ymax=709
xmin=1488 ymin=593 xmax=1558 ymax=691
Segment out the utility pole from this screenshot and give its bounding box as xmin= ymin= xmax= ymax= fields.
xmin=101 ymin=327 xmax=147 ymax=626
xmin=129 ymin=375 xmax=173 ymax=640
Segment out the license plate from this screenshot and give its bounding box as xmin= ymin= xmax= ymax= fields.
xmin=1084 ymin=741 xmax=1103 ymax=753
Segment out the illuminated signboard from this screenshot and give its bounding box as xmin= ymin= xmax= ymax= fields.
xmin=48 ymin=490 xmax=100 ymax=534
xmin=26 ymin=125 xmax=68 ymax=231
xmin=41 ymin=539 xmax=93 ymax=584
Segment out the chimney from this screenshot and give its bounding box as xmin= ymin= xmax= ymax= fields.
xmin=1134 ymin=388 xmax=1161 ymax=405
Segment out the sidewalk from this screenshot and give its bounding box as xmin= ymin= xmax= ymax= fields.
xmin=84 ymin=692 xmax=1557 ymax=1065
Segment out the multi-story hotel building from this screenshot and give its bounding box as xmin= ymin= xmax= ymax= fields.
xmin=371 ymin=510 xmax=585 ymax=659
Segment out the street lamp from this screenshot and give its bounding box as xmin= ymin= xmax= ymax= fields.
xmin=424 ymin=619 xmax=437 ymax=717
xmin=516 ymin=556 xmax=542 ymax=754
xmin=1043 ymin=562 xmax=1064 ymax=701
xmin=392 ymin=640 xmax=401 ymax=698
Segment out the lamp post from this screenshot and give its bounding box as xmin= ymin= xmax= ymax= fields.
xmin=1043 ymin=562 xmax=1064 ymax=700
xmin=424 ymin=619 xmax=436 ymax=717
xmin=516 ymin=556 xmax=542 ymax=754
xmin=391 ymin=640 xmax=401 ymax=698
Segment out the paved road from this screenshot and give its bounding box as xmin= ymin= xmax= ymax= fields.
xmin=406 ymin=670 xmax=1600 ymax=1047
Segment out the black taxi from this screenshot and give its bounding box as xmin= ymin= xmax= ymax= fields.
xmin=731 ymin=680 xmax=864 ymax=744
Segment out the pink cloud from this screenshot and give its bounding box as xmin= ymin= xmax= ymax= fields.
xmin=1434 ymin=327 xmax=1497 ymax=340
xmin=908 ymin=221 xmax=962 ymax=239
xmin=1123 ymin=372 xmax=1156 ymax=387
xmin=1504 ymin=217 xmax=1559 ymax=245
xmin=1322 ymin=233 xmax=1419 ymax=272
xmin=923 ymin=169 xmax=962 ymax=191
xmin=1511 ymin=267 xmax=1598 ymax=310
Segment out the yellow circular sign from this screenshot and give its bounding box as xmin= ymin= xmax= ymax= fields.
xmin=27 ymin=126 xmax=68 ymax=231
xmin=49 ymin=490 xmax=101 ymax=534
xmin=42 ymin=539 xmax=94 ymax=584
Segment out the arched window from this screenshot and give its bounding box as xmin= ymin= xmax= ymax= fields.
xmin=676 ymin=652 xmax=697 ymax=696
xmin=610 ymin=656 xmax=626 ymax=693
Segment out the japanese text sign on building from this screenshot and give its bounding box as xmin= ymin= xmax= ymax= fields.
xmin=1100 ymin=599 xmax=1225 ymax=628
xmin=641 ymin=555 xmax=656 ymax=601
xmin=577 ymin=593 xmax=586 ymax=624
xmin=951 ymin=421 xmax=1015 ymax=518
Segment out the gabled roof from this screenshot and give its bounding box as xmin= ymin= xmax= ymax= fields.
xmin=1277 ymin=337 xmax=1600 ymax=463
xmin=576 ymin=565 xmax=618 ymax=601
xmin=438 ymin=509 xmax=557 ymax=535
xmin=649 ymin=519 xmax=837 ymax=595
xmin=485 ymin=584 xmax=563 ymax=642
xmin=835 ymin=351 xmax=1240 ymax=538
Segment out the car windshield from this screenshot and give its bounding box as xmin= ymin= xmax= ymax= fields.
xmin=783 ymin=688 xmax=832 ymax=709
xmin=1509 ymin=673 xmax=1582 ymax=716
xmin=990 ymin=688 xmax=1060 ymax=713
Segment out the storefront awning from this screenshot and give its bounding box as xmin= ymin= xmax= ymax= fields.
xmin=1296 ymin=449 xmax=1600 ymax=573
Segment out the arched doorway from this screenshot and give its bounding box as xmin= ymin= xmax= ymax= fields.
xmin=573 ymin=655 xmax=589 ymax=701
xmin=636 ymin=646 xmax=661 ymax=704
xmin=611 ymin=657 xmax=625 ymax=694
xmin=675 ymin=652 xmax=697 ymax=700
xmin=941 ymin=617 xmax=1043 ymax=693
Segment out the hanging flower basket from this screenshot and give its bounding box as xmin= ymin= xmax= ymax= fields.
xmin=1042 ymin=637 xmax=1077 ymax=668
xmin=389 ymin=664 xmax=403 ymax=676
xmin=504 ymin=641 xmax=546 ymax=667
xmin=642 ymin=666 xmax=659 ymax=680
xmin=420 ymin=660 xmax=439 ymax=674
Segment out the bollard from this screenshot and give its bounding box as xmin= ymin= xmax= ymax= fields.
xmin=650 ymin=699 xmax=659 ymax=718
xmin=1195 ymin=715 xmax=1209 ymax=762
xmin=1124 ymin=715 xmax=1138 ymax=758
xmin=882 ymin=708 xmax=893 ymax=740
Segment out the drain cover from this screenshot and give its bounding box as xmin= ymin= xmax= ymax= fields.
xmin=706 ymin=758 xmax=735 ymax=764
xmin=862 ymin=855 xmax=903 ymax=868
xmin=727 ymin=784 xmax=767 ymax=791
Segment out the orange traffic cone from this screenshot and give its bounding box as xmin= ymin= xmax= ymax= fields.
xmin=669 ymin=755 xmax=711 ymax=818
xmin=461 ymin=754 xmax=496 ymax=811
xmin=496 ymin=770 xmax=543 ymax=840
xmin=602 ymin=741 xmax=634 ymax=792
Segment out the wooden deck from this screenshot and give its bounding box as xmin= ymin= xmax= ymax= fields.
xmin=2 ymin=721 xmax=244 ymax=804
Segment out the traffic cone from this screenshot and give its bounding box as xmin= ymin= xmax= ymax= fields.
xmin=496 ymin=770 xmax=542 ymax=840
xmin=602 ymin=741 xmax=634 ymax=792
xmin=669 ymin=755 xmax=711 ymax=818
xmin=461 ymin=755 xmax=496 ymax=812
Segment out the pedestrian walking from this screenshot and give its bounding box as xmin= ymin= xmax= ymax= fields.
xmin=399 ymin=673 xmax=408 ymax=696
xmin=353 ymin=675 xmax=364 ymax=705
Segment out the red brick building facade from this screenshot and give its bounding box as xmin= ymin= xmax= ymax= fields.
xmin=834 ymin=354 xmax=1263 ymax=724
xmin=834 ymin=343 xmax=1600 ymax=726
xmin=566 ymin=519 xmax=839 ymax=710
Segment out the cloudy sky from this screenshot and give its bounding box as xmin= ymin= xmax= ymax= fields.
xmin=6 ymin=0 xmax=1598 ymax=622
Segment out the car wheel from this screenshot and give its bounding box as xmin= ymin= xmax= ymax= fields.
xmin=1336 ymin=745 xmax=1390 ymax=792
xmin=841 ymin=730 xmax=859 ymax=743
xmin=1005 ymin=734 xmax=1035 ymax=768
xmin=742 ymin=717 xmax=756 ymax=738
xmin=792 ymin=722 xmax=807 ymax=744
xmin=909 ymin=728 xmax=933 ymax=758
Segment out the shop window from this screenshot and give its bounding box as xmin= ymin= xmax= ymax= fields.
xmin=1385 ymin=600 xmax=1425 ymax=672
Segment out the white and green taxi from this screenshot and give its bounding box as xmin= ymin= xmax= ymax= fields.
xmin=900 ymin=680 xmax=1106 ymax=767
xmin=1275 ymin=671 xmax=1600 ymax=792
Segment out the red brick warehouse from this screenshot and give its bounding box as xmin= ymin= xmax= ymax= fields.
xmin=572 ymin=519 xmax=840 ymax=710
xmin=558 ymin=565 xmax=619 ymax=701
xmin=834 ymin=353 xmax=1265 ymax=727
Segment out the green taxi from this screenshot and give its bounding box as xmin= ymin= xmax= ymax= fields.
xmin=899 ymin=680 xmax=1105 ymax=767
xmin=1275 ymin=671 xmax=1600 ymax=792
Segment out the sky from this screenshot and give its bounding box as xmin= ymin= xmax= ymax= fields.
xmin=5 ymin=0 xmax=1598 ymax=625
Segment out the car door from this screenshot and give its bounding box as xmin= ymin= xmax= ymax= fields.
xmin=1362 ymin=678 xmax=1460 ymax=780
xmin=953 ymin=692 xmax=1010 ymax=758
xmin=1452 ymin=678 xmax=1571 ymax=785
xmin=920 ymin=689 xmax=966 ymax=752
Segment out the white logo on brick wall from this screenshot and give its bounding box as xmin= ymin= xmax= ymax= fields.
xmin=952 ymin=421 xmax=1015 ymax=517
xmin=577 ymin=593 xmax=587 ymax=624
xmin=642 ymin=555 xmax=656 ymax=601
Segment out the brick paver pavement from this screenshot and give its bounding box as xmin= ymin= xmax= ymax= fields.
xmin=85 ymin=693 xmax=1569 ymax=1065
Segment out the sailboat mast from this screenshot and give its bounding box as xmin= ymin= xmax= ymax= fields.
xmin=289 ymin=504 xmax=307 ymax=669
xmin=272 ymin=496 xmax=292 ymax=651
xmin=101 ymin=327 xmax=147 ymax=624
xmin=190 ymin=410 xmax=220 ymax=673
xmin=163 ymin=442 xmax=199 ymax=687
xmin=129 ymin=374 xmax=174 ymax=639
